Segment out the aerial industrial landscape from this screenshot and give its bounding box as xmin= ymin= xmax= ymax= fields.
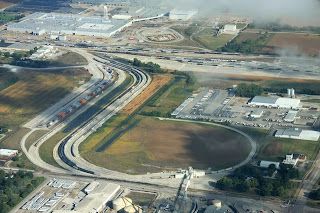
xmin=0 ymin=0 xmax=320 ymax=212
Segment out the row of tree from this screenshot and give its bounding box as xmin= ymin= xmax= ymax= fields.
xmin=0 ymin=170 xmax=43 ymax=212
xmin=219 ymin=33 xmax=271 ymax=54
xmin=0 ymin=47 xmax=38 ymax=62
xmin=132 ymin=58 xmax=163 ymax=73
xmin=216 ymin=164 xmax=299 ymax=197
xmin=249 ymin=22 xmax=320 ymax=34
xmin=236 ymin=83 xmax=264 ymax=98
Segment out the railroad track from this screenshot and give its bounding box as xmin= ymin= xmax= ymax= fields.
xmin=56 ymin=54 xmax=150 ymax=175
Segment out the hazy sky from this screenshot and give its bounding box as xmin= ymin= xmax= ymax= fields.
xmin=164 ymin=0 xmax=320 ymax=26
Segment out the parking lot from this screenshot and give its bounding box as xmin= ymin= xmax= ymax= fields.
xmin=173 ymin=88 xmax=320 ymax=130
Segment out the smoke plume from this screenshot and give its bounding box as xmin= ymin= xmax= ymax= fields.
xmin=164 ymin=0 xmax=320 ymax=26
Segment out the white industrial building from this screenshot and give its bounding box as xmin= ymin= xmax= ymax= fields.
xmin=221 ymin=24 xmax=239 ymax=35
xmin=169 ymin=9 xmax=198 ymax=21
xmin=259 ymin=160 xmax=280 ymax=169
xmin=282 ymin=154 xmax=299 ymax=167
xmin=249 ymin=109 xmax=264 ymax=118
xmin=7 ymin=12 xmax=132 ymax=37
xmin=249 ymin=96 xmax=301 ymax=109
xmin=0 ymin=149 xmax=18 ymax=158
xmin=53 ymin=182 xmax=120 ymax=213
xmin=284 ymin=110 xmax=299 ymax=123
xmin=275 ymin=128 xmax=320 ymax=141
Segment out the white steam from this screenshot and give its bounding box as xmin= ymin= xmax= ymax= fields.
xmin=164 ymin=0 xmax=320 ymax=26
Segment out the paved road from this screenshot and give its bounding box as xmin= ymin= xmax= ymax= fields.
xmin=289 ymin=150 xmax=320 ymax=213
xmin=20 ymin=49 xmax=124 ymax=174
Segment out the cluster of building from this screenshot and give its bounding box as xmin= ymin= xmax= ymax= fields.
xmin=57 ymin=182 xmax=121 ymax=213
xmin=22 ymin=179 xmax=76 ymax=212
xmin=249 ymin=96 xmax=301 ymax=109
xmin=7 ymin=12 xmax=132 ymax=37
xmin=21 ymin=179 xmax=123 ymax=213
xmin=260 ymin=153 xmax=306 ymax=169
xmin=29 ymin=46 xmax=62 ymax=60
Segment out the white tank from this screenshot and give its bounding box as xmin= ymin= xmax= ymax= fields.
xmin=212 ymin=200 xmax=222 ymax=208
xmin=112 ymin=197 xmax=133 ymax=211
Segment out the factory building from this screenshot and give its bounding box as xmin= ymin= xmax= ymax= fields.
xmin=53 ymin=182 xmax=120 ymax=213
xmin=169 ymin=9 xmax=198 ymax=21
xmin=7 ymin=12 xmax=132 ymax=38
xmin=284 ymin=110 xmax=299 ymax=123
xmin=221 ymin=24 xmax=239 ymax=35
xmin=275 ymin=128 xmax=320 ymax=141
xmin=259 ymin=160 xmax=280 ymax=169
xmin=249 ymin=96 xmax=300 ymax=109
xmin=282 ymin=154 xmax=299 ymax=167
xmin=249 ymin=109 xmax=264 ymax=118
xmin=0 ymin=149 xmax=18 ymax=159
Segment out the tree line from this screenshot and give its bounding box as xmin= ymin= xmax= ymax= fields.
xmin=235 ymin=83 xmax=264 ymax=98
xmin=132 ymin=58 xmax=163 ymax=73
xmin=216 ymin=164 xmax=299 ymax=197
xmin=219 ymin=33 xmax=271 ymax=54
xmin=0 ymin=170 xmax=44 ymax=212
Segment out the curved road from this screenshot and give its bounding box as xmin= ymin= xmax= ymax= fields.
xmin=54 ymin=54 xmax=151 ymax=176
xmin=20 ymin=49 xmax=125 ymax=174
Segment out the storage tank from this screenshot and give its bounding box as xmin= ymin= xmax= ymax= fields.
xmin=112 ymin=197 xmax=132 ymax=211
xmin=211 ymin=200 xmax=222 ymax=208
xmin=123 ymin=205 xmax=142 ymax=213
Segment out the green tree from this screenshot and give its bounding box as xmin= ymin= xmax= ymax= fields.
xmin=267 ymin=164 xmax=277 ymax=177
xmin=216 ymin=177 xmax=234 ymax=190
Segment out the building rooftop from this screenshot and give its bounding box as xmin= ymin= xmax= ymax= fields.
xmin=251 ymin=96 xmax=278 ymax=105
xmin=7 ymin=12 xmax=130 ymax=37
xmin=74 ymin=183 xmax=120 ymax=213
xmin=0 ymin=149 xmax=18 ymax=157
xmin=276 ymin=128 xmax=303 ymax=137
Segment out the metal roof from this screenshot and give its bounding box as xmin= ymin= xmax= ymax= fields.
xmin=251 ymin=96 xmax=278 ymax=105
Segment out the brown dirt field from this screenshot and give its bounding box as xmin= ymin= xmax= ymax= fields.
xmin=262 ymin=142 xmax=283 ymax=156
xmin=0 ymin=68 xmax=90 ymax=128
xmin=267 ymin=33 xmax=320 ymax=56
xmin=121 ymin=75 xmax=172 ymax=114
xmin=0 ymin=2 xmax=12 ymax=8
xmin=0 ymin=0 xmax=19 ymax=8
xmin=235 ymin=32 xmax=262 ymax=42
xmin=86 ymin=117 xmax=251 ymax=173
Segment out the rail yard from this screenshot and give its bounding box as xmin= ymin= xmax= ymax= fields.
xmin=0 ymin=0 xmax=320 ymax=213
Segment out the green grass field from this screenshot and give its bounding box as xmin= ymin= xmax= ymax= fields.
xmin=302 ymin=99 xmax=320 ymax=103
xmin=193 ymin=28 xmax=235 ymax=50
xmin=25 ymin=129 xmax=48 ymax=151
xmin=259 ymin=136 xmax=320 ymax=162
xmin=171 ymin=25 xmax=235 ymax=50
xmin=140 ymin=75 xmax=197 ymax=117
xmin=52 ymin=52 xmax=88 ymax=66
xmin=39 ymin=131 xmax=67 ymax=168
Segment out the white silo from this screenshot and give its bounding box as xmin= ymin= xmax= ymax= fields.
xmin=287 ymin=88 xmax=295 ymax=98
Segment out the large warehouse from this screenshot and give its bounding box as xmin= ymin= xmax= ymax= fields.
xmin=7 ymin=12 xmax=132 ymax=37
xmin=275 ymin=128 xmax=320 ymax=141
xmin=249 ymin=96 xmax=300 ymax=109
